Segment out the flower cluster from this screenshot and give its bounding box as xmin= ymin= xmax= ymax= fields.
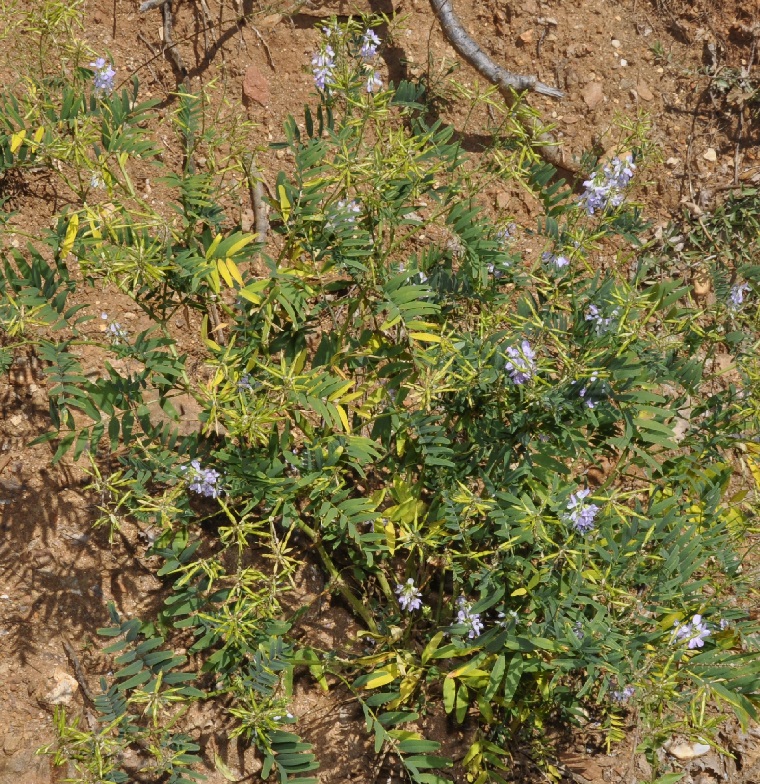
xmin=730 ymin=282 xmax=750 ymax=309
xmin=396 ymin=578 xmax=423 ymax=612
xmin=672 ymin=614 xmax=711 ymax=649
xmin=575 ymin=372 xmax=604 ymax=409
xmin=542 ymin=251 xmax=570 ymax=269
xmin=360 ymin=29 xmax=381 ymax=60
xmin=505 ymin=340 xmax=536 ymax=385
xmin=611 ymin=684 xmax=635 ymax=703
xmin=585 ymin=303 xmax=619 ymax=335
xmin=566 ymin=488 xmax=599 ymax=534
xmin=456 ymin=596 xmax=484 ymax=639
xmin=90 ymin=58 xmax=116 ymax=95
xmin=579 ymin=156 xmax=636 ymax=215
xmin=101 ymin=313 xmax=128 ymax=344
xmin=312 ymin=44 xmax=336 ymax=91
xmin=183 ymin=459 xmax=222 ymax=498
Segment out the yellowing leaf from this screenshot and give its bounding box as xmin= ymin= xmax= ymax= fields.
xmin=205 ymin=233 xmax=223 ymax=260
xmin=217 ymin=258 xmax=234 ymax=288
xmin=224 ymin=258 xmax=244 ymax=286
xmin=409 ymin=332 xmax=442 ymax=343
xmin=224 ymin=235 xmax=255 ymax=259
xmin=384 ymin=519 xmax=396 ymax=555
xmin=278 ymin=184 xmax=291 ymax=222
xmin=335 ymin=403 xmax=349 ymax=432
xmin=363 ymin=669 xmax=397 ymax=689
xmin=10 ymin=129 xmax=26 ymax=154
xmin=60 ymin=213 xmax=79 ymax=258
xmin=510 ymin=587 xmax=527 ymax=597
xmin=33 ymin=126 xmax=45 ymax=144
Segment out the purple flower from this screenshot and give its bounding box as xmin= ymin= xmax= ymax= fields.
xmin=612 ymin=684 xmax=635 ymax=703
xmin=183 ymin=459 xmax=222 ymax=498
xmin=672 ymin=614 xmax=711 ymax=649
xmin=730 ymin=282 xmax=750 ymax=309
xmin=90 ymin=58 xmax=116 ymax=95
xmin=566 ymin=488 xmax=599 ymax=534
xmin=541 ymin=251 xmax=570 ymax=269
xmin=579 ymin=156 xmax=635 ymax=215
xmin=505 ymin=340 xmax=536 ymax=385
xmin=396 ymin=578 xmax=423 ymax=612
xmin=365 ymin=71 xmax=382 ymax=93
xmin=456 ymin=596 xmax=483 ymax=639
xmin=585 ymin=304 xmax=619 ymax=334
xmin=312 ymin=45 xmax=335 ymax=91
xmin=360 ymin=29 xmax=381 ymax=60
xmin=107 ymin=321 xmax=128 ymax=344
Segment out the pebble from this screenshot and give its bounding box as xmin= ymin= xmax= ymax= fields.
xmin=619 ymin=59 xmax=628 ymax=67
xmin=582 ymin=81 xmax=604 ymax=109
xmin=611 ymin=39 xmax=621 ymax=48
xmin=666 ymin=157 xmax=681 ymax=168
xmin=637 ymin=81 xmax=654 ymax=101
xmin=668 ymin=742 xmax=712 ymax=761
xmin=703 ymin=148 xmax=717 ymax=162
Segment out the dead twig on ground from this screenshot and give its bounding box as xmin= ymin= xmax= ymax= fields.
xmin=428 ymin=0 xmax=572 ymax=171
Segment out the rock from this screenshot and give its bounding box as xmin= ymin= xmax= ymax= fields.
xmin=582 ymin=81 xmax=604 ymax=110
xmin=666 ymin=157 xmax=681 ymax=168
xmin=40 ymin=668 xmax=78 ymax=706
xmin=495 ymin=191 xmax=509 ymax=209
xmin=258 ymin=13 xmax=281 ymax=28
xmin=242 ymin=64 xmax=270 ymax=107
xmin=611 ymin=39 xmax=621 ymax=48
xmin=518 ymin=29 xmax=534 ymax=44
xmin=619 ymin=58 xmax=628 ymax=67
xmin=668 ymin=742 xmax=712 ymax=761
xmin=637 ymin=81 xmax=654 ymax=101
xmin=703 ymin=147 xmax=717 ymax=162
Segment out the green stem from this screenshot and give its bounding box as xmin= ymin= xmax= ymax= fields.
xmin=295 ymin=519 xmax=378 ymax=633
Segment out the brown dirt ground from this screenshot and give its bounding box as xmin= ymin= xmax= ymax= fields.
xmin=1 ymin=0 xmax=760 ymax=782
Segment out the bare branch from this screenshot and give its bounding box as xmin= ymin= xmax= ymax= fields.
xmin=429 ymin=0 xmax=564 ymax=99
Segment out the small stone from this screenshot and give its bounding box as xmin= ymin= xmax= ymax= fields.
xmin=668 ymin=742 xmax=712 ymax=761
xmin=518 ymin=29 xmax=534 ymax=44
xmin=666 ymin=157 xmax=680 ymax=168
xmin=703 ymin=148 xmax=717 ymax=162
xmin=495 ymin=191 xmax=510 ymax=209
xmin=582 ymin=81 xmax=604 ymax=109
xmin=611 ymin=39 xmax=621 ymax=48
xmin=637 ymin=81 xmax=654 ymax=101
xmin=258 ymin=13 xmax=281 ymax=28
xmin=619 ymin=58 xmax=628 ymax=67
xmin=242 ymin=64 xmax=270 ymax=107
xmin=41 ymin=668 xmax=79 ymax=706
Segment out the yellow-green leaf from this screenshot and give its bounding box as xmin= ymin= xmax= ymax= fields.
xmin=278 ymin=184 xmax=291 ymax=222
xmin=10 ymin=129 xmax=26 ymax=154
xmin=224 ymin=258 xmax=244 ymax=286
xmin=60 ymin=213 xmax=79 ymax=258
xmin=363 ymin=669 xmax=397 ymax=689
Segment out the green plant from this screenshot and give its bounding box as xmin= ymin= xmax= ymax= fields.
xmin=3 ymin=13 xmax=760 ymax=784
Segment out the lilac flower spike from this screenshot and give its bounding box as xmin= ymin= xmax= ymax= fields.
xmin=579 ymin=156 xmax=636 ymax=215
xmin=360 ymin=29 xmax=381 ymax=60
xmin=672 ymin=614 xmax=711 ymax=649
xmin=312 ymin=45 xmax=336 ymax=91
xmin=90 ymin=58 xmax=116 ymax=95
xmin=396 ymin=578 xmax=423 ymax=612
xmin=730 ymin=282 xmax=750 ymax=309
xmin=183 ymin=459 xmax=222 ymax=498
xmin=612 ymin=685 xmax=635 ymax=703
xmin=456 ymin=597 xmax=484 ymax=639
xmin=505 ymin=340 xmax=536 ymax=385
xmin=566 ymin=488 xmax=599 ymax=534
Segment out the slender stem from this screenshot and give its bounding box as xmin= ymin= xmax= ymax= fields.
xmin=295 ymin=519 xmax=378 ymax=632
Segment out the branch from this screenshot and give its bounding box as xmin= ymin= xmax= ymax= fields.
xmin=429 ymin=0 xmax=564 ymax=99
